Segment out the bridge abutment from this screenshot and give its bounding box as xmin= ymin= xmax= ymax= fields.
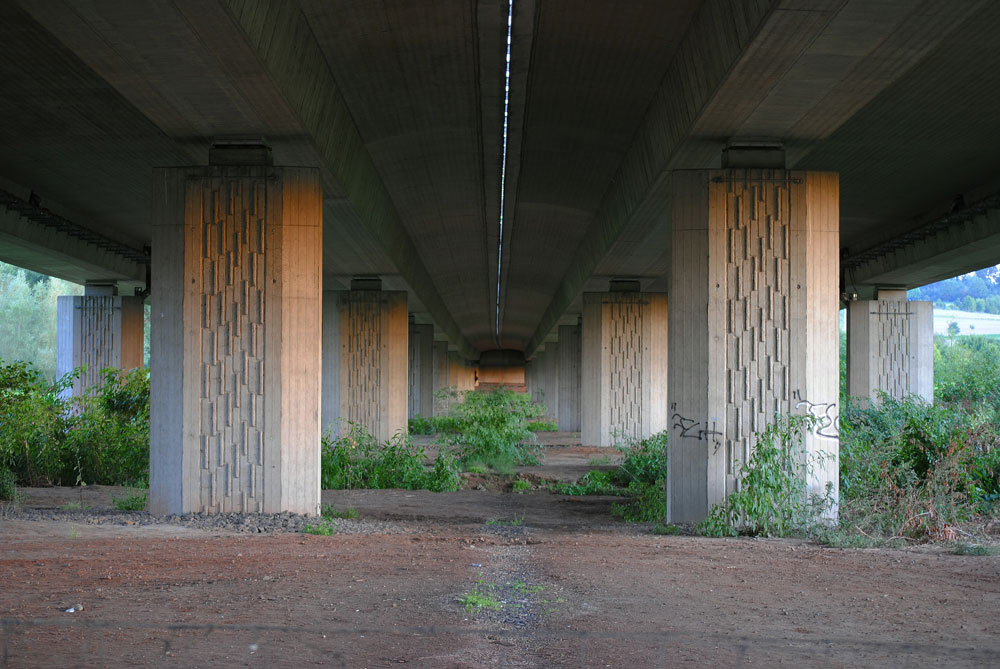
xmin=847 ymin=290 xmax=933 ymax=405
xmin=581 ymin=289 xmax=668 ymax=447
xmin=526 ymin=343 xmax=559 ymax=422
xmin=667 ymin=169 xmax=840 ymax=523
xmin=149 ymin=153 xmax=322 ymax=515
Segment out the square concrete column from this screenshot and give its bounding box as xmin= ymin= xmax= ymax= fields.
xmin=432 ymin=339 xmax=449 ymax=415
xmin=408 ymin=322 xmax=434 ymax=419
xmin=581 ymin=291 xmax=668 ymax=446
xmin=448 ymin=352 xmax=477 ymax=392
xmin=322 ymin=289 xmax=408 ymax=441
xmin=848 ymin=290 xmax=933 ymax=404
xmin=668 ymin=169 xmax=840 ymax=523
xmin=527 ymin=344 xmax=559 ymax=420
xmin=150 ymin=154 xmax=322 ymax=516
xmin=558 ymin=323 xmax=582 ymax=431
xmin=57 ymin=291 xmax=144 ymax=395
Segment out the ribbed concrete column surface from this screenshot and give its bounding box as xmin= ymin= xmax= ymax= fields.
xmin=668 ymin=169 xmax=840 ymax=523
xmin=56 ymin=294 xmax=144 ymax=395
xmin=431 ymin=340 xmax=449 ymax=416
xmin=526 ymin=344 xmax=559 ymax=421
xmin=322 ymin=290 xmax=408 ymax=442
xmin=408 ymin=322 xmax=434 ymax=419
xmin=581 ymin=292 xmax=668 ymax=447
xmin=848 ymin=290 xmax=933 ymax=405
xmin=558 ymin=323 xmax=582 ymax=431
xmin=149 ymin=159 xmax=322 ymax=516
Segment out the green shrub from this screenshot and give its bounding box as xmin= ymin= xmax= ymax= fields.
xmin=838 ymin=395 xmax=999 ymax=539
xmin=444 ymin=387 xmax=544 ymax=470
xmin=0 ymin=466 xmax=17 ymax=501
xmin=550 ymin=469 xmax=624 ymax=496
xmin=527 ymin=419 xmax=558 ymax=432
xmin=67 ymin=367 xmax=150 ymax=487
xmin=408 ymin=416 xmax=435 ymax=435
xmin=112 ymin=488 xmax=147 ymax=511
xmin=320 ymin=422 xmax=461 ymax=492
xmin=0 ymin=360 xmax=75 ymax=485
xmin=609 ymin=431 xmax=669 ymax=522
xmin=700 ymin=415 xmax=830 ymax=537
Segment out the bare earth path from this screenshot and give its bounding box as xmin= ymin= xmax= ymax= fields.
xmin=2 ymin=440 xmax=999 ymax=667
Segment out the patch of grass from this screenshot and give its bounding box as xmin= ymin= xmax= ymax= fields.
xmin=511 ymin=581 xmax=544 ymax=593
xmin=303 ymin=521 xmax=335 ymax=536
xmin=441 ymin=387 xmax=545 ymax=470
xmin=550 ymin=469 xmax=625 ymax=496
xmin=457 ymin=577 xmax=502 ymax=613
xmin=485 ymin=514 xmax=524 ymax=527
xmin=112 ymin=489 xmax=147 ymax=511
xmin=61 ymin=501 xmax=88 ymax=511
xmin=512 ymin=479 xmax=531 ymax=493
xmin=321 ymin=423 xmax=461 ymax=492
xmin=321 ymin=504 xmax=359 ymax=520
xmin=588 ymin=455 xmax=613 ymax=466
xmin=407 ymin=416 xmax=435 ymax=435
xmin=527 ymin=419 xmax=558 ymax=432
xmin=651 ymin=523 xmax=681 ymax=536
xmin=953 ymin=543 xmax=1000 ymax=556
xmin=464 ymin=463 xmax=488 ymax=475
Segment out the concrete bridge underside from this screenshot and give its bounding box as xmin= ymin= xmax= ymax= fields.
xmin=1 ymin=0 xmax=998 ymax=518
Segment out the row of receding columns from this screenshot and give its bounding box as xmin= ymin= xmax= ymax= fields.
xmin=56 ymin=150 xmax=934 ymax=521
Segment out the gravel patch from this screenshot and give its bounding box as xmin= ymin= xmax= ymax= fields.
xmin=3 ymin=506 xmax=408 ymax=535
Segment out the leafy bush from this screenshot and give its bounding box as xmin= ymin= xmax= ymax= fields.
xmin=700 ymin=415 xmax=830 ymax=537
xmin=112 ymin=488 xmax=147 ymax=511
xmin=67 ymin=368 xmax=150 ymax=487
xmin=934 ymin=336 xmax=1000 ymax=409
xmin=610 ymin=431 xmax=669 ymax=522
xmin=0 ymin=466 xmax=17 ymax=501
xmin=0 ymin=360 xmax=150 ymax=487
xmin=443 ymin=387 xmax=544 ymax=470
xmin=550 ymin=469 xmax=624 ymax=496
xmin=0 ymin=360 xmax=74 ymax=485
xmin=838 ymin=395 xmax=1000 ymax=539
xmin=408 ymin=416 xmax=435 ymax=435
xmin=320 ymin=422 xmax=461 ymax=492
xmin=527 ymin=419 xmax=558 ymax=432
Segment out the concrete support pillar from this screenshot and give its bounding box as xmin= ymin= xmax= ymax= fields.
xmin=322 ymin=289 xmax=408 ymax=441
xmin=56 ymin=289 xmax=144 ymax=395
xmin=667 ymin=169 xmax=840 ymax=523
xmin=448 ymin=352 xmax=477 ymax=392
xmin=581 ymin=291 xmax=668 ymax=447
xmin=848 ymin=290 xmax=933 ymax=404
xmin=150 ymin=151 xmax=322 ymax=515
xmin=408 ymin=321 xmax=434 ymax=419
xmin=432 ymin=339 xmax=449 ymax=415
xmin=527 ymin=344 xmax=559 ymax=420
xmin=558 ymin=323 xmax=582 ymax=431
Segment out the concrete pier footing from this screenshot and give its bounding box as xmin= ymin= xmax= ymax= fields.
xmin=667 ymin=169 xmax=840 ymax=523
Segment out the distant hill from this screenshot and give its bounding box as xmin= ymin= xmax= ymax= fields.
xmin=909 ymin=265 xmax=1000 ymax=315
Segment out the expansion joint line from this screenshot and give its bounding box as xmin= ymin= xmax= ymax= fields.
xmin=496 ymin=0 xmax=513 ymax=341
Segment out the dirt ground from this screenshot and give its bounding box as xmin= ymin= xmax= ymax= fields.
xmin=2 ymin=435 xmax=999 ymax=667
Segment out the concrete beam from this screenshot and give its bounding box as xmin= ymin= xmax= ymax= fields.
xmin=223 ymin=0 xmax=477 ymax=360
xmin=525 ymin=1 xmax=778 ymax=356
